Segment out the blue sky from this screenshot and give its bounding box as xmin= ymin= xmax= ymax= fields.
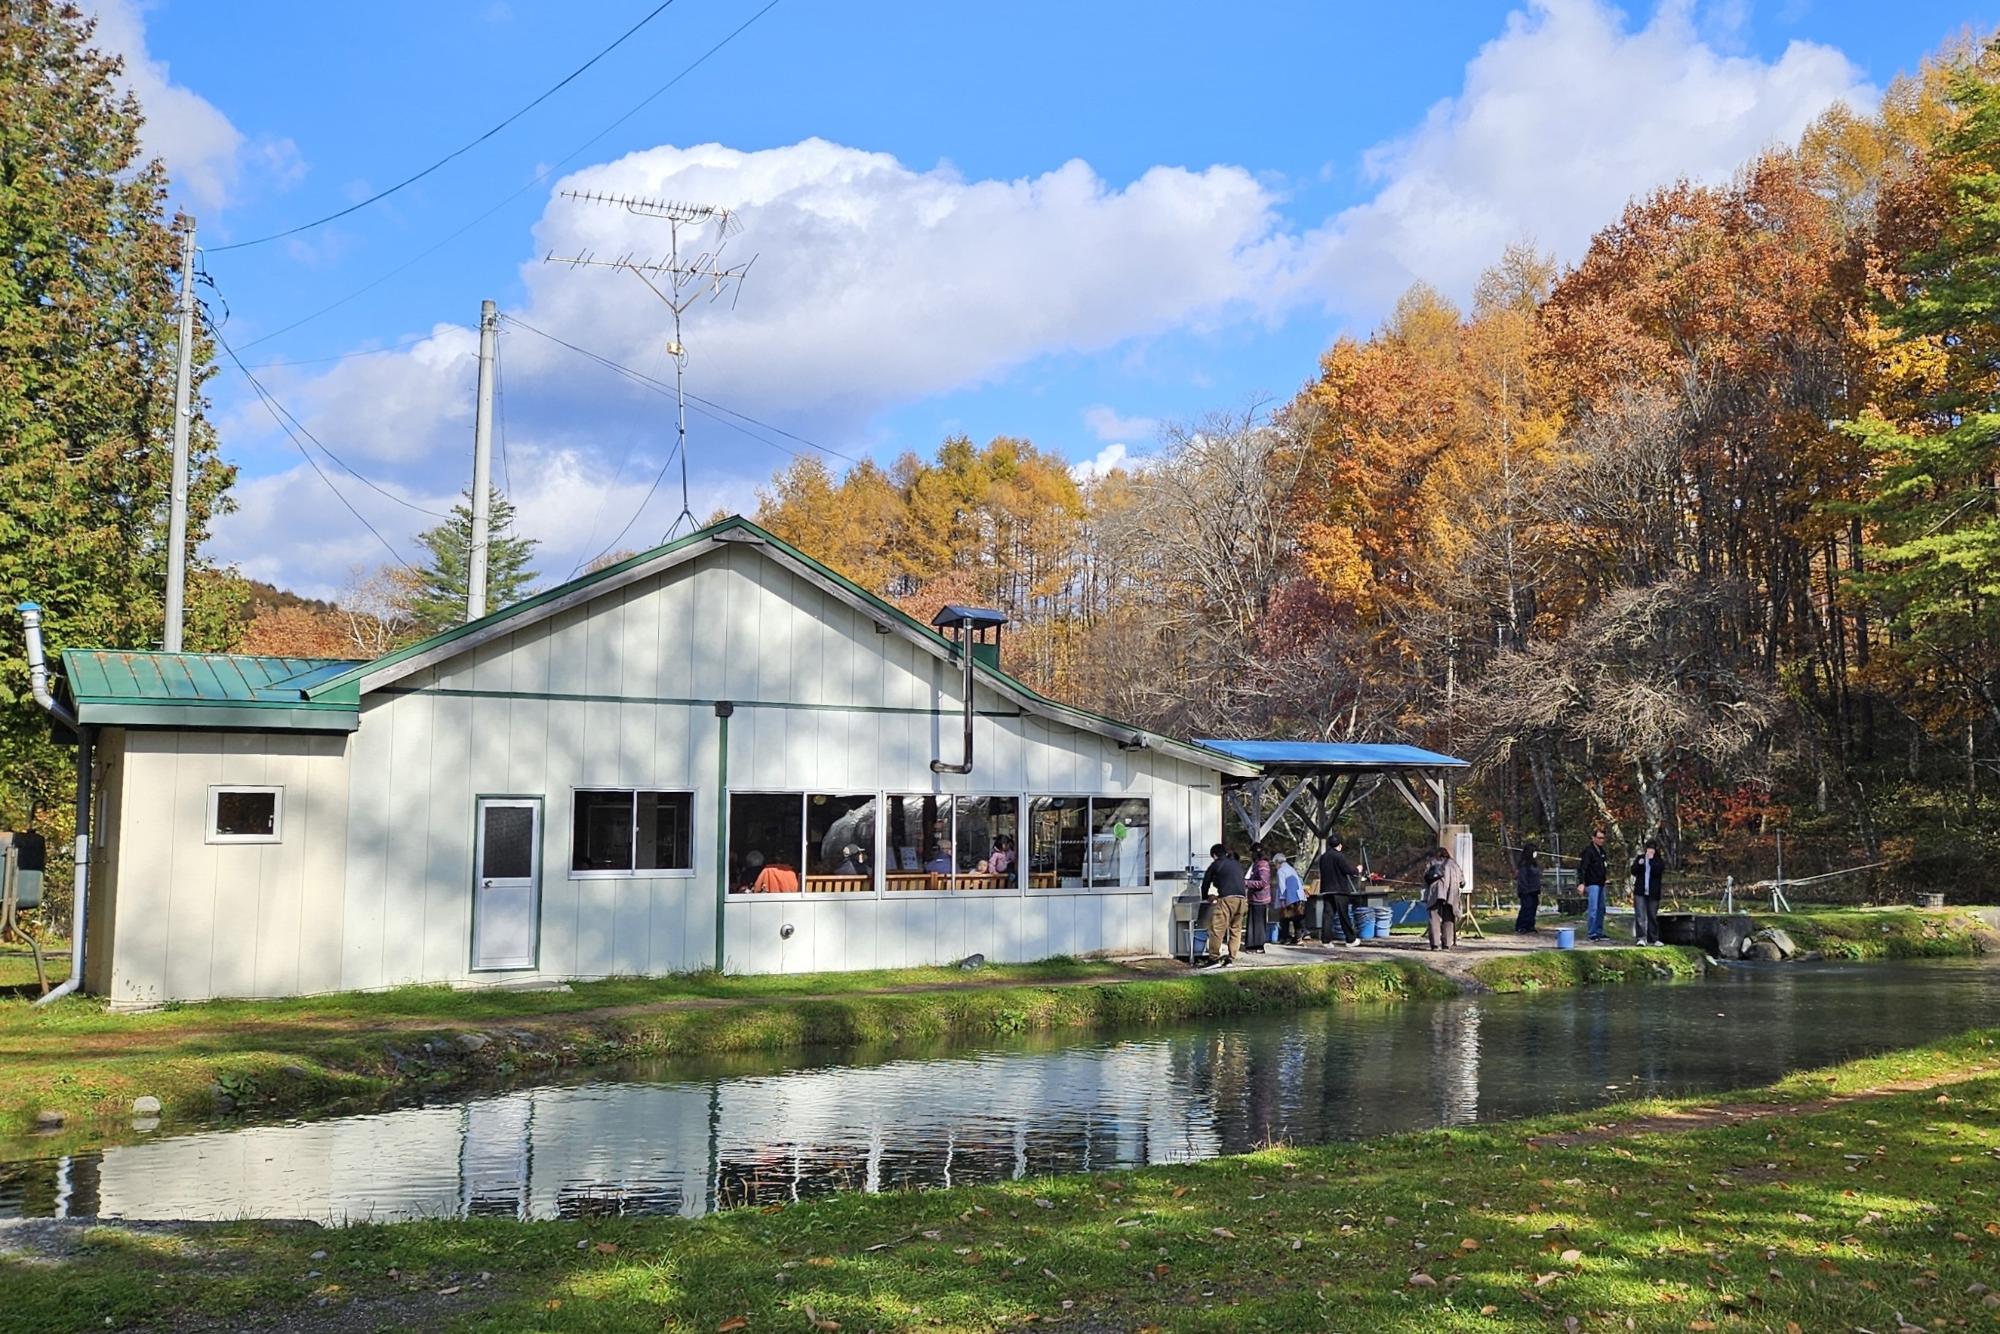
xmin=91 ymin=0 xmax=1994 ymax=597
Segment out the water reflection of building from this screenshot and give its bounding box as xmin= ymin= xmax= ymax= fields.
xmin=31 ymin=1040 xmax=1197 ymax=1224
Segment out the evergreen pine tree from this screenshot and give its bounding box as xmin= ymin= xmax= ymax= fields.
xmin=1847 ymin=50 xmax=2000 ymax=709
xmin=407 ymin=488 xmax=538 ymax=635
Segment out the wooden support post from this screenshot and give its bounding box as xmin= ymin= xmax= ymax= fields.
xmin=1387 ymin=774 xmax=1441 ymax=831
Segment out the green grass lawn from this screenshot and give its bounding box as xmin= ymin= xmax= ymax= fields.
xmin=4 ymin=1027 xmax=1996 ymax=1332
xmin=0 ymin=941 xmax=64 ymax=992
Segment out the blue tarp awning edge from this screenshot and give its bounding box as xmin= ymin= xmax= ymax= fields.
xmin=1193 ymin=739 xmax=1470 ymax=769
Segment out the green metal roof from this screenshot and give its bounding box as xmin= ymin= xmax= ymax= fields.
xmin=62 ymin=650 xmax=364 ymax=731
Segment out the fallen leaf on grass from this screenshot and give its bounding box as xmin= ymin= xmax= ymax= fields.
xmin=803 ymin=1306 xmax=839 ymax=1332
xmin=717 ymin=1319 xmax=748 ymax=1333
xmin=1407 ymin=1273 xmax=1437 ymax=1288
xmin=1211 ymin=1227 xmax=1237 ymax=1239
xmin=1559 ymin=1249 xmax=1583 ymax=1264
xmin=1460 ymin=1238 xmax=1480 ymax=1251
xmin=593 ymin=1242 xmax=619 ymax=1255
xmin=436 ymin=1286 xmax=460 ymax=1297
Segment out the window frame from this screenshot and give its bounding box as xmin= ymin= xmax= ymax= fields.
xmin=567 ymin=787 xmax=697 ymax=880
xmin=882 ymin=791 xmax=1027 ymax=897
xmin=206 ymin=785 xmax=284 ymax=845
xmin=1026 ymin=795 xmax=1152 ymax=896
xmin=713 ymin=790 xmax=1156 ymax=899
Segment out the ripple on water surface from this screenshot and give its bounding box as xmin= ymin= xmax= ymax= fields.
xmin=2 ymin=957 xmax=1994 ymax=1223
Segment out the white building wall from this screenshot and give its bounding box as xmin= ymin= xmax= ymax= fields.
xmin=102 ymin=540 xmax=1223 ymax=1001
xmin=102 ymin=727 xmax=350 ymax=1007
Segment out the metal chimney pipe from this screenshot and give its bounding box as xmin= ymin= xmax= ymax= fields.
xmin=930 ymin=616 xmax=976 ymax=776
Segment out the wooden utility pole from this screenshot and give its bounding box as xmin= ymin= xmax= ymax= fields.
xmin=163 ymin=217 xmax=198 ymax=651
xmin=467 ymin=299 xmax=498 ymax=621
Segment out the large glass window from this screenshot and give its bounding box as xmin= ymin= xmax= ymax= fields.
xmin=884 ymin=793 xmax=950 ymax=891
xmin=572 ymin=790 xmax=693 ymax=875
xmin=1088 ymin=798 xmax=1151 ymax=888
xmin=805 ymin=794 xmax=876 ymax=893
xmin=1028 ymin=797 xmax=1089 ymax=889
xmin=730 ymin=793 xmax=803 ymax=893
xmin=953 ymin=796 xmax=1021 ymax=890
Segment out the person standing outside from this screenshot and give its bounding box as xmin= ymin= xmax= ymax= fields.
xmin=1197 ymin=843 xmax=1249 ymax=967
xmin=1243 ymin=843 xmax=1273 ymax=954
xmin=1422 ymin=845 xmax=1465 ymax=951
xmin=1514 ymin=845 xmax=1543 ymax=934
xmin=1315 ymin=835 xmax=1362 ymax=947
xmin=1629 ymin=838 xmax=1667 ymax=945
xmin=1577 ymin=828 xmax=1610 ymax=942
xmin=1273 ymin=853 xmax=1306 ymax=944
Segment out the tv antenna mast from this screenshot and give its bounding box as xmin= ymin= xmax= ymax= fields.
xmin=545 ymin=190 xmax=755 ymax=539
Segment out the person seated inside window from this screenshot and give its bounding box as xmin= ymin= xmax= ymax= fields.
xmin=835 ymin=844 xmax=869 ymax=876
xmin=742 ymin=850 xmax=800 ymax=893
xmin=923 ymin=842 xmax=954 ymax=876
xmin=988 ymin=835 xmax=1014 ymax=876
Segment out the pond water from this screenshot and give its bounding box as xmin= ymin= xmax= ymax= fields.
xmin=4 ymin=957 xmax=1995 ymax=1224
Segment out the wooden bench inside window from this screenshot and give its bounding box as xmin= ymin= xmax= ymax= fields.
xmin=802 ymin=874 xmax=873 ymax=894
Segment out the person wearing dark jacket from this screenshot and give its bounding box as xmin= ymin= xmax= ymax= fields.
xmin=1197 ymin=844 xmax=1249 ymax=967
xmin=1577 ymin=829 xmax=1610 ymax=941
xmin=1514 ymin=846 xmax=1543 ymax=933
xmin=1629 ymin=838 xmax=1667 ymax=945
xmin=1314 ymin=837 xmax=1362 ymax=947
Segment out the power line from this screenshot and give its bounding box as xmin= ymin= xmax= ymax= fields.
xmin=211 ymin=326 xmax=424 ymax=572
xmin=575 ymin=434 xmax=685 ymax=577
xmin=230 ymin=0 xmax=786 ymax=353
xmin=499 ymin=313 xmax=861 ymax=465
xmin=216 ymin=331 xmax=453 ymax=520
xmin=210 ymin=1 xmax=685 ymax=253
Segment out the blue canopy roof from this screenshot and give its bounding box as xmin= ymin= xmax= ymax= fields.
xmin=1195 ymin=739 xmax=1469 ymax=770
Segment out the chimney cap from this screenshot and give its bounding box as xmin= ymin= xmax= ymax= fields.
xmin=930 ymin=605 xmax=1007 ymax=631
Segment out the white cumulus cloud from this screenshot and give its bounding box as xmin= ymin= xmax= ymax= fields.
xmin=1301 ymin=0 xmax=1874 ymax=311
xmin=214 ymin=0 xmax=1881 ymax=593
xmin=1083 ymin=405 xmax=1160 ymax=445
xmin=80 ymin=0 xmax=301 ymax=213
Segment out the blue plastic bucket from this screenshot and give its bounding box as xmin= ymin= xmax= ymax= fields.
xmin=1356 ymin=913 xmax=1377 ymax=940
xmin=1190 ymin=929 xmax=1208 ymax=957
xmin=1555 ymin=927 xmax=1576 ymax=950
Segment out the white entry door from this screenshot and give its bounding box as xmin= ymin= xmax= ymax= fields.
xmin=473 ymin=798 xmax=541 ymax=971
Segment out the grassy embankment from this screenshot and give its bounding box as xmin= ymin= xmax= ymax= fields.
xmin=0 ymin=956 xmax=1459 ymax=1137
xmin=4 ymin=1028 xmax=1998 ymax=1332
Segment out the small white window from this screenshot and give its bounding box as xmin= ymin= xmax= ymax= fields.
xmin=207 ymin=786 xmax=283 ymax=844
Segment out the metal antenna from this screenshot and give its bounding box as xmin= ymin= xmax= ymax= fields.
xmin=545 ymin=189 xmax=755 ymax=538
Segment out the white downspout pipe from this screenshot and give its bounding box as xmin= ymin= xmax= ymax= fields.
xmin=18 ymin=603 xmax=89 ymax=1005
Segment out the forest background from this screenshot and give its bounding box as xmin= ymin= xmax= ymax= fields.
xmin=9 ymin=4 xmax=2000 ymax=915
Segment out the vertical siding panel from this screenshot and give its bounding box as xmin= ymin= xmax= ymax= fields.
xmin=204 ymin=732 xmax=261 ymax=999
xmin=116 ymin=736 xmax=177 ymax=1005
xmin=250 ymin=733 xmax=306 ymax=997
xmin=298 ymin=735 xmax=350 ymax=995
xmin=380 ymin=695 xmax=434 ymax=985
xmin=164 ymin=734 xmax=221 ymax=1001
xmin=342 ymin=703 xmax=394 ymax=990
xmin=424 ymin=696 xmax=473 ymax=979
